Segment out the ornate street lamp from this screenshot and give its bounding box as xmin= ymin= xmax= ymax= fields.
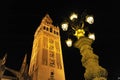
xmin=61 ymin=10 xmax=108 ymax=80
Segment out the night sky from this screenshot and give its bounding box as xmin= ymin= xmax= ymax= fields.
xmin=1 ymin=0 xmax=119 ymax=80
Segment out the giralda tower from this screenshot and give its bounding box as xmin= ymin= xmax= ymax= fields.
xmin=29 ymin=14 xmax=66 ymax=80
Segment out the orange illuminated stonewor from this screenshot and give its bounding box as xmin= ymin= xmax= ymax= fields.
xmin=28 ymin=14 xmax=66 ymax=80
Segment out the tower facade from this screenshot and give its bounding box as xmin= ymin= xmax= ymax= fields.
xmin=29 ymin=14 xmax=65 ymax=80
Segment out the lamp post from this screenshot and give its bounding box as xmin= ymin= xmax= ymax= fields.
xmin=61 ymin=10 xmax=108 ymax=80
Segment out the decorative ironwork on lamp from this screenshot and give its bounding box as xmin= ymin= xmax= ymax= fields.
xmin=61 ymin=10 xmax=95 ymax=47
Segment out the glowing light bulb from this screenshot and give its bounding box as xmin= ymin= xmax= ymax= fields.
xmin=70 ymin=13 xmax=78 ymax=21
xmin=88 ymin=33 xmax=95 ymax=40
xmin=86 ymin=15 xmax=94 ymax=24
xmin=66 ymin=38 xmax=72 ymax=47
xmin=61 ymin=22 xmax=68 ymax=31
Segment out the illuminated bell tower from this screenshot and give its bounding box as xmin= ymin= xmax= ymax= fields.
xmin=29 ymin=14 xmax=65 ymax=80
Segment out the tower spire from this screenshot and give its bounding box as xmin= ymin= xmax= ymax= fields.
xmin=41 ymin=14 xmax=53 ymax=24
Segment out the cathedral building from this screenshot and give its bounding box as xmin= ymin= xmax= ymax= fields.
xmin=28 ymin=14 xmax=66 ymax=80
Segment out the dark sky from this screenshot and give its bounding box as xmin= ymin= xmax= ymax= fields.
xmin=1 ymin=0 xmax=119 ymax=80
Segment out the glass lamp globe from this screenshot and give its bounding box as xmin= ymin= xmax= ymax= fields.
xmin=85 ymin=15 xmax=94 ymax=24
xmin=88 ymin=33 xmax=95 ymax=40
xmin=66 ymin=38 xmax=72 ymax=47
xmin=61 ymin=22 xmax=69 ymax=31
xmin=69 ymin=13 xmax=78 ymax=21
